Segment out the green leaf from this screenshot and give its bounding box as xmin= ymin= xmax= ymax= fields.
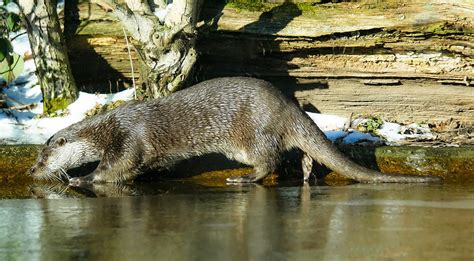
xmin=0 ymin=37 xmax=14 ymax=62
xmin=2 ymin=0 xmax=12 ymax=5
xmin=6 ymin=13 xmax=21 ymax=32
xmin=0 ymin=52 xmax=24 ymax=83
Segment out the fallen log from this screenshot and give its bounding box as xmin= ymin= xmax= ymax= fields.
xmin=65 ymin=0 xmax=474 ymax=125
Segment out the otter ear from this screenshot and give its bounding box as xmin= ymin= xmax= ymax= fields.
xmin=56 ymin=137 xmax=67 ymax=146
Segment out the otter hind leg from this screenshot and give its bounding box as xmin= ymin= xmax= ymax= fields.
xmin=302 ymin=152 xmax=316 ymax=182
xmin=226 ymin=164 xmax=273 ymax=183
xmin=226 ymin=162 xmax=273 ymax=183
xmin=226 ymin=150 xmax=280 ymax=183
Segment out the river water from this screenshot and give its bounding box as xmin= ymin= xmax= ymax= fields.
xmin=0 ymin=181 xmax=473 ymax=260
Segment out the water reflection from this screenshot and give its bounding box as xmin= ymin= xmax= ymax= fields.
xmin=1 ymin=182 xmax=473 ymax=260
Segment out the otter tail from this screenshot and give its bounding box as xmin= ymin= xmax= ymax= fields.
xmin=290 ymin=114 xmax=442 ymax=183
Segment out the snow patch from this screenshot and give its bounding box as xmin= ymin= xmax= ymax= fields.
xmin=154 ymin=3 xmax=173 ymax=23
xmin=4 ymin=1 xmax=20 ymax=15
xmin=0 ymin=88 xmax=135 ymax=145
xmin=377 ymin=122 xmax=404 ymax=142
xmin=306 ymin=112 xmax=347 ymax=131
xmin=11 ymin=30 xmax=32 ymax=57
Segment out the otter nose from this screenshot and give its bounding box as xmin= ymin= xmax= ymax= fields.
xmin=29 ymin=167 xmax=36 ymax=175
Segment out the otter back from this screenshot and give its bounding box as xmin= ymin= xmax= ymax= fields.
xmin=29 ymin=77 xmax=441 ymax=185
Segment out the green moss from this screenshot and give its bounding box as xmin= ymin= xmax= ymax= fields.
xmin=374 ymin=146 xmax=474 ymax=180
xmin=43 ymin=96 xmax=74 ymax=115
xmin=226 ymin=0 xmax=269 ymax=12
xmin=357 ymin=116 xmax=384 ymax=133
xmin=331 ymin=145 xmax=474 ymax=182
xmin=222 ymin=1 xmax=376 ymax=20
xmin=419 ymin=21 xmax=473 ymax=35
xmin=295 ymin=3 xmax=318 ymax=13
xmin=0 ymin=145 xmax=40 ymax=183
xmin=225 ymin=1 xmax=320 ymax=14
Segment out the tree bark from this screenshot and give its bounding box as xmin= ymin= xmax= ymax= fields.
xmin=18 ymin=0 xmax=78 ymax=114
xmin=94 ymin=0 xmax=200 ymax=98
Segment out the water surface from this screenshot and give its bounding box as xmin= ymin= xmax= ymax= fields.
xmin=0 ymin=181 xmax=473 ymax=260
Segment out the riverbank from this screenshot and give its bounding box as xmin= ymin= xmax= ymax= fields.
xmin=1 ymin=144 xmax=472 ymax=188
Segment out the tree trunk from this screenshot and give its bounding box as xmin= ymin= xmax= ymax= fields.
xmin=94 ymin=0 xmax=200 ymax=98
xmin=18 ymin=0 xmax=78 ymax=114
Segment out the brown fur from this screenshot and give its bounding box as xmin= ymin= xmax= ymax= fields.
xmin=29 ymin=77 xmax=441 ymax=185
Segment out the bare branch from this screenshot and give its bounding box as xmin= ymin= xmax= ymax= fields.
xmin=168 ymin=48 xmax=197 ymax=93
xmin=122 ymin=27 xmax=137 ymax=99
xmin=92 ymin=0 xmax=201 ymax=98
xmin=92 ymin=0 xmax=155 ymax=43
xmin=91 ymin=0 xmax=114 ymax=12
xmin=165 ymin=0 xmax=199 ymax=30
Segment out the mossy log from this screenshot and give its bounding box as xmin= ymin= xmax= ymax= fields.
xmin=1 ymin=144 xmax=472 ymax=183
xmin=287 ymin=78 xmax=473 ymax=126
xmin=198 ymin=1 xmax=473 ymax=80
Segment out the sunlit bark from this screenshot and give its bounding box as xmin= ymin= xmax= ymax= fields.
xmin=18 ymin=0 xmax=78 ymax=114
xmin=94 ymin=0 xmax=201 ymax=98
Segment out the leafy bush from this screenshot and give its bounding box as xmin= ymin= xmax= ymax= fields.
xmin=0 ymin=0 xmax=24 ymax=84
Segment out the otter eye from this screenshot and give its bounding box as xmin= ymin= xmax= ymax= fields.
xmin=56 ymin=137 xmax=67 ymax=146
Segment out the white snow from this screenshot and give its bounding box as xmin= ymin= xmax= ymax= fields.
xmin=154 ymin=3 xmax=173 ymax=23
xmin=4 ymin=1 xmax=20 ymax=15
xmin=11 ymin=30 xmax=32 ymax=57
xmin=0 ymin=87 xmax=135 ymax=145
xmin=306 ymin=112 xmax=347 ymax=131
xmin=57 ymin=0 xmax=64 ymax=13
xmin=0 ymin=15 xmax=131 ymax=145
xmin=376 ymin=122 xmax=404 ymax=143
xmin=305 ymin=113 xmax=382 ymax=144
xmin=2 ymin=1 xmax=63 ymax=17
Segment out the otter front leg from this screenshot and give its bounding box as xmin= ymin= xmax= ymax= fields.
xmin=68 ymin=167 xmax=116 ymax=186
xmin=69 ymin=153 xmax=138 ymax=186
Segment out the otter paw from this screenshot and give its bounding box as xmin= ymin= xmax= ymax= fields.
xmin=304 ymin=173 xmax=317 ymax=183
xmin=226 ymin=174 xmax=257 ymax=183
xmin=68 ymin=175 xmax=94 ymax=187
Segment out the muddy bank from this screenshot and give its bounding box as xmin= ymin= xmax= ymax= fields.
xmin=0 ymin=145 xmax=39 ymax=183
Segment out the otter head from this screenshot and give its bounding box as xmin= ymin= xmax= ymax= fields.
xmin=29 ymin=131 xmax=99 ymax=182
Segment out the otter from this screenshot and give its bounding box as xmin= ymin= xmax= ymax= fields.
xmin=29 ymin=77 xmax=441 ymax=185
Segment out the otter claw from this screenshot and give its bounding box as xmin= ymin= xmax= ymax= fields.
xmin=304 ymin=173 xmax=317 ymax=183
xmin=226 ymin=174 xmax=256 ymax=183
xmin=68 ymin=178 xmax=81 ymax=187
xmin=69 ymin=177 xmax=92 ymax=187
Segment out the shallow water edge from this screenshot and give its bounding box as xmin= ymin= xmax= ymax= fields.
xmin=0 ymin=183 xmax=473 ymax=260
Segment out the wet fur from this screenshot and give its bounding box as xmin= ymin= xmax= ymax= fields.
xmin=30 ymin=77 xmax=441 ymax=185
